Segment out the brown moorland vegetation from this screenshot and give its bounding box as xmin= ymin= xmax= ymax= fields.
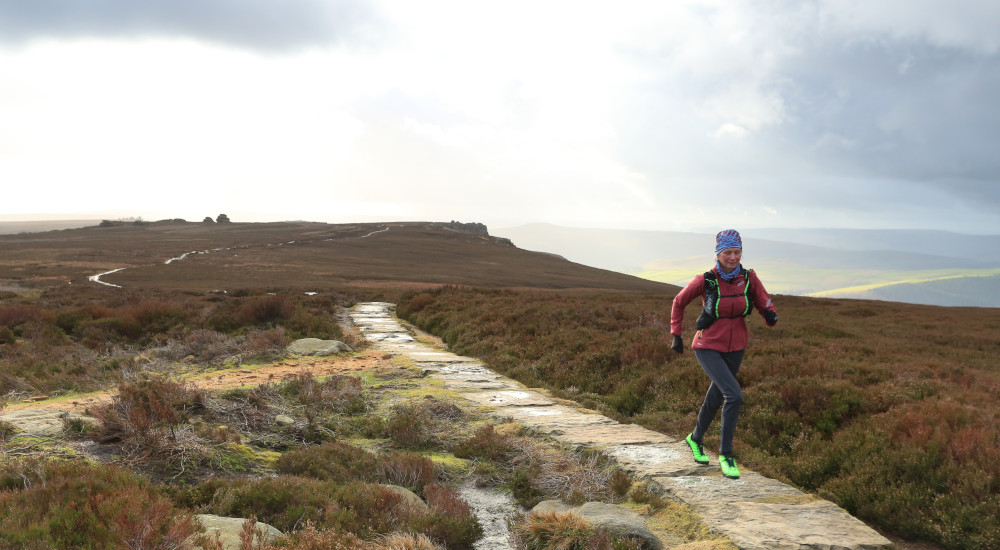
xmin=2 ymin=220 xmax=997 ymax=549
xmin=397 ymin=286 xmax=1000 ymax=550
xmin=0 ymin=220 xmax=665 ymax=293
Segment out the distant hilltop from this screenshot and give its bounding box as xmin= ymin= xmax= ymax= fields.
xmin=0 ymin=220 xmax=102 ymax=235
xmin=436 ymin=220 xmax=514 ymax=246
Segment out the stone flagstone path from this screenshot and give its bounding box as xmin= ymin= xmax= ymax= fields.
xmin=351 ymin=302 xmax=892 ymax=550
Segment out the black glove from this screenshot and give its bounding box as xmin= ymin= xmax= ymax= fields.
xmin=763 ymin=310 xmax=778 ymax=326
xmin=671 ymin=334 xmax=684 ymax=354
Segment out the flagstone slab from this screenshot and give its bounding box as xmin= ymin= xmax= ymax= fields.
xmin=694 ymin=499 xmax=893 ymax=550
xmin=607 ymin=442 xmax=711 ymax=478
xmin=499 ymin=404 xmax=617 ymax=430
xmin=549 ymin=422 xmax=676 ymax=448
xmin=463 ymin=390 xmax=556 ymax=407
xmin=406 ymin=351 xmax=480 ymax=363
xmin=658 ymin=473 xmax=807 ymax=504
xmin=437 ymin=377 xmax=522 ymax=391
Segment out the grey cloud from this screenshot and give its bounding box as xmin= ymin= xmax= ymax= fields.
xmin=0 ymin=0 xmax=377 ymax=50
xmin=781 ymin=40 xmax=1000 ymax=179
xmin=620 ymin=4 xmax=1000 ymax=226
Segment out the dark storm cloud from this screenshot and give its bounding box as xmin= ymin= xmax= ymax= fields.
xmin=0 ymin=0 xmax=376 ymax=50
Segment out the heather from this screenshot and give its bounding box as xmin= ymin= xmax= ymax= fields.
xmin=0 ymin=285 xmax=359 ymax=398
xmin=3 ymin=289 xmax=726 ymax=548
xmin=398 ymin=286 xmax=1000 ymax=549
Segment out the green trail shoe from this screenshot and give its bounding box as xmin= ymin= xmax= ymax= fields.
xmin=720 ymin=456 xmax=741 ymax=479
xmin=685 ymin=434 xmax=709 ymax=465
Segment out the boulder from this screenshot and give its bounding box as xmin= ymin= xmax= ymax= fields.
xmin=194 ymin=515 xmax=282 ymax=549
xmin=532 ymin=500 xmax=662 ymax=550
xmin=0 ymin=409 xmax=99 ymax=436
xmin=286 ymin=338 xmax=353 ymax=356
xmin=194 ymin=515 xmax=282 ymax=548
xmin=382 ymin=485 xmax=430 ymax=514
xmin=274 ymin=414 xmax=295 ymax=426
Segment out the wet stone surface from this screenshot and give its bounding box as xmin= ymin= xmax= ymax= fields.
xmin=608 ymin=443 xmax=710 ymax=479
xmin=463 ymin=390 xmax=557 ymax=407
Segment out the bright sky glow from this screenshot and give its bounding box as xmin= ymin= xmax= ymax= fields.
xmin=1 ymin=0 xmax=998 ymax=233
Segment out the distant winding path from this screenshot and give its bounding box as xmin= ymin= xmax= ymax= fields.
xmin=84 ymin=225 xmax=391 ymax=289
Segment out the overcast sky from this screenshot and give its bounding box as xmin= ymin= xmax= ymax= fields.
xmin=1 ymin=0 xmax=997 ymax=234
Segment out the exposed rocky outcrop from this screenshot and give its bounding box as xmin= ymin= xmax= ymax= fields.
xmin=442 ymin=220 xmax=489 ymax=236
xmin=435 ymin=220 xmax=515 ymax=246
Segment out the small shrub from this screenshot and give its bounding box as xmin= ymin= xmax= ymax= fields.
xmin=326 ymin=482 xmax=415 ymax=538
xmin=0 ymin=325 xmax=14 ymax=345
xmin=278 ymin=373 xmax=366 ymax=414
xmin=237 ymin=295 xmax=295 ymax=326
xmin=629 ymin=482 xmax=667 ymax=511
xmin=260 ymin=522 xmax=369 ymax=549
xmin=376 ymin=532 xmax=442 ymax=550
xmin=285 ymin=309 xmax=340 ymax=341
xmin=385 ymin=401 xmax=438 ymax=450
xmin=275 ymin=441 xmax=379 ymax=482
xmin=416 ymin=484 xmax=483 ymax=548
xmin=609 ymin=469 xmax=633 ymax=499
xmin=241 ymin=327 xmax=288 ymax=360
xmin=165 ymin=328 xmax=237 ymax=363
xmin=380 ymin=451 xmax=437 ymax=493
xmin=509 ymin=467 xmax=545 ymax=508
xmin=453 ymin=424 xmax=516 ymax=462
xmin=124 ymin=299 xmax=191 ymax=333
xmin=0 ymin=305 xmax=51 ymax=330
xmin=179 ymin=476 xmax=338 ymax=533
xmin=89 ymin=377 xmax=207 ymax=462
xmin=0 ymin=459 xmax=198 ymax=549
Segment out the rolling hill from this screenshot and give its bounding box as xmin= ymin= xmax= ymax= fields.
xmin=0 ymin=220 xmax=668 ymax=294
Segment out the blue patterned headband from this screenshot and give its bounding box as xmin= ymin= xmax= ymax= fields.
xmin=715 ymin=229 xmax=742 ymax=254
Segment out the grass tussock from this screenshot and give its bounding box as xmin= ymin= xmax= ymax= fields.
xmin=510 ymin=511 xmax=645 ymax=550
xmin=398 ymin=286 xmax=1000 ymax=550
xmin=456 ymin=423 xmax=625 ymax=508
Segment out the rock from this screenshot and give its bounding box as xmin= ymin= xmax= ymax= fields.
xmin=274 ymin=414 xmax=295 ymax=426
xmin=0 ymin=409 xmax=100 ymax=436
xmin=286 ymin=338 xmax=353 ymax=356
xmin=194 ymin=515 xmax=283 ymax=549
xmin=382 ymin=485 xmax=429 ymax=514
xmin=532 ymin=500 xmax=663 ymax=550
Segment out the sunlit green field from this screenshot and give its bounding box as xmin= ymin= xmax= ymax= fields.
xmin=633 ymin=258 xmax=1000 ymax=300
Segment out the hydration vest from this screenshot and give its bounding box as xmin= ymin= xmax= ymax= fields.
xmin=695 ymin=268 xmax=754 ymax=330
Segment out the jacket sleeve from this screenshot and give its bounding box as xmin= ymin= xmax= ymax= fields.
xmin=750 ymin=270 xmax=776 ymax=318
xmin=670 ymin=273 xmax=705 ymax=336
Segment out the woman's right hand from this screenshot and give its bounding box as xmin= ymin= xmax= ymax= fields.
xmin=671 ymin=334 xmax=684 ymax=354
